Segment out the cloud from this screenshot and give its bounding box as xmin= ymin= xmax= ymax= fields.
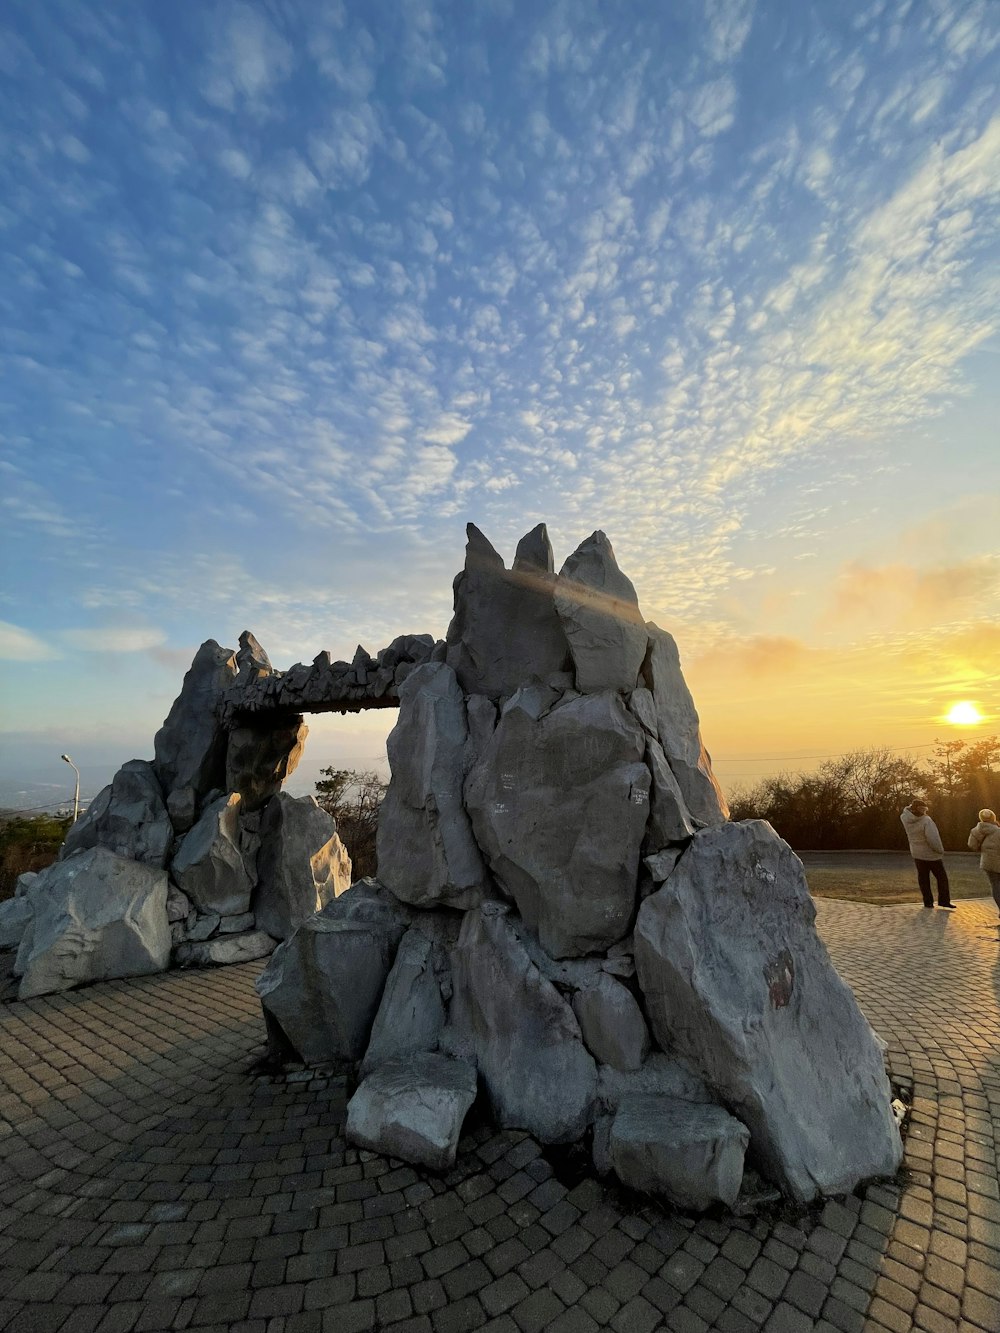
xmin=2 ymin=0 xmax=998 ymax=707
xmin=693 ymin=633 xmax=811 ymax=678
xmin=828 ymin=558 xmax=1000 ymax=630
xmin=424 ymin=414 xmax=473 ymax=446
xmin=308 ymin=103 xmax=381 ymax=187
xmin=0 ymin=621 xmax=58 ymax=661
xmin=200 ymin=2 xmax=294 ymax=111
xmin=705 ymin=0 xmax=755 ymax=62
xmin=687 ymin=77 xmax=737 ymax=138
xmin=219 ymin=147 xmax=252 ymax=179
xmin=62 ymin=628 xmax=168 ymax=653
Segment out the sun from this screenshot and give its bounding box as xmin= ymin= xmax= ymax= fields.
xmin=945 ymin=701 xmax=983 ymax=726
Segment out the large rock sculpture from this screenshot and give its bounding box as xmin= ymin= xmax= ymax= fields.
xmin=376 ymin=663 xmax=487 ymax=910
xmin=347 ymin=1053 xmax=477 ymax=1170
xmin=226 ymin=718 xmax=307 ymax=811
xmin=256 ymin=883 xmax=409 ymax=1065
xmin=610 ymin=1097 xmax=750 ymax=1211
xmin=60 ymin=760 xmax=173 ymax=868
xmin=24 ymin=518 xmax=899 ymax=1216
xmin=172 ymin=794 xmax=254 ymax=917
xmin=554 ymin=530 xmax=648 ymax=694
xmin=445 ymin=523 xmax=570 ymax=698
xmin=634 ymin=820 xmax=903 ymax=1200
xmin=153 ymin=639 xmax=237 ymax=810
xmin=360 ymin=924 xmax=449 ymax=1075
xmin=253 ymin=521 xmax=900 ymax=1209
xmin=254 ymin=794 xmax=351 ymax=939
xmin=466 ymin=689 xmax=650 ymax=956
xmin=644 ymin=624 xmax=729 ymax=826
xmin=448 ymin=904 xmax=598 ymax=1143
xmin=14 ymin=848 xmax=170 ymax=999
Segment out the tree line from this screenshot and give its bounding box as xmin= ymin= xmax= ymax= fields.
xmin=728 ymin=738 xmax=1000 ymax=851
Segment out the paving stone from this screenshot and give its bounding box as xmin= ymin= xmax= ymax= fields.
xmin=821 ymin=1293 xmax=866 ymax=1333
xmin=763 ymin=1302 xmax=816 ymax=1332
xmin=747 ymin=1256 xmax=790 ymax=1301
xmin=0 ymin=901 xmax=997 ymax=1333
xmin=683 ymin=1284 xmax=725 ymax=1323
xmin=962 ymin=1286 xmax=1000 ymax=1330
xmin=609 ymin=1295 xmax=660 ymax=1333
xmin=548 ymin=1308 xmax=600 ymax=1333
xmin=510 ymin=1286 xmax=565 ymax=1333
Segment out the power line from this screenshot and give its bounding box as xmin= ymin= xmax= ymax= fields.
xmin=714 ymin=740 xmax=942 ymax=763
xmin=1 ymin=795 xmax=85 ymax=814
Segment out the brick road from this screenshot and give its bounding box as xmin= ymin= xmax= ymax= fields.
xmin=1 ymin=896 xmax=998 ymax=1333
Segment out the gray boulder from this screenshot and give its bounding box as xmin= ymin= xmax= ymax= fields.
xmin=256 ymin=882 xmax=410 ymax=1066
xmin=175 ymin=930 xmax=275 ymax=967
xmin=634 ymin=821 xmax=903 ymax=1201
xmin=225 ymin=717 xmax=308 ymax=812
xmin=596 ymin=1051 xmax=714 ymax=1116
xmin=610 ymin=1095 xmax=750 ymax=1211
xmin=572 ymin=974 xmax=650 ymax=1071
xmin=465 ymin=689 xmax=649 ymax=957
xmin=361 ymin=926 xmax=447 ymax=1075
xmin=165 ymin=885 xmax=191 ymax=923
xmin=234 ymin=629 xmax=272 ymax=681
xmin=376 ymin=663 xmax=487 ymax=910
xmin=166 ymin=786 xmax=198 ymax=834
xmin=444 ymin=523 xmax=570 ymax=699
xmin=60 ymin=760 xmax=172 ymax=868
xmin=554 ymin=531 xmax=647 ymax=693
xmin=15 ymin=848 xmax=170 ymax=999
xmin=153 ymin=639 xmax=237 ymax=804
xmin=184 ymin=912 xmax=220 ymax=941
xmin=464 ymin=694 xmax=498 ymax=777
xmin=448 ymin=905 xmax=597 ymax=1142
xmin=172 ymin=794 xmax=254 ymax=918
xmin=644 ymin=624 xmax=728 ymax=826
xmin=347 ymin=1053 xmax=478 ymax=1171
xmin=644 ymin=848 xmax=683 ymax=883
xmin=0 ymin=895 xmax=33 ymax=950
xmin=219 ymin=911 xmax=255 ymax=933
xmin=254 ymin=794 xmax=351 ymax=940
xmin=642 ymin=737 xmax=698 ymax=845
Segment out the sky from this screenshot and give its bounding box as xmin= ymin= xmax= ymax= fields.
xmin=1 ymin=0 xmax=999 ymax=811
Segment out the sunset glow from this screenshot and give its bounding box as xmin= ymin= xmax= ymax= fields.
xmin=1 ymin=1 xmax=998 ymax=809
xmin=945 ymin=702 xmax=983 ymax=727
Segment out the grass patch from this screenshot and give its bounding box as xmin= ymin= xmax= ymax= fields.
xmin=805 ymin=863 xmax=986 ymax=906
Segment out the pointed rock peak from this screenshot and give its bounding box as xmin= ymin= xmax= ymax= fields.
xmin=553 ymin=533 xmax=646 ymax=693
xmin=236 ymin=631 xmax=272 ymax=676
xmin=192 ymin=639 xmax=237 ymax=671
xmin=559 ymin=531 xmax=631 ymax=593
xmin=465 ymin=523 xmax=505 ymax=572
xmin=513 ymin=523 xmax=554 ymax=574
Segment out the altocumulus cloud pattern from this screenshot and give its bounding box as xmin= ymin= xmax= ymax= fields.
xmin=1 ymin=0 xmax=999 ymax=661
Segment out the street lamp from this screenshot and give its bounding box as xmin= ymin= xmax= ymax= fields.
xmin=60 ymin=754 xmax=80 ymax=823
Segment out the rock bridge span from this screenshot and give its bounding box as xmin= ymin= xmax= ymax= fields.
xmin=220 ymin=631 xmax=441 ymax=725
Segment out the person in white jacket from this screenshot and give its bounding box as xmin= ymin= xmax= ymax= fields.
xmin=967 ymin=809 xmax=1000 ymax=917
xmin=900 ymin=800 xmax=954 ymax=909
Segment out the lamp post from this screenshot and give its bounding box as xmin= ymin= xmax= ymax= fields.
xmin=60 ymin=754 xmax=80 ymax=823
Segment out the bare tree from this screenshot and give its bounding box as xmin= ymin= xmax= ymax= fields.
xmin=314 ymin=768 xmax=387 ymax=881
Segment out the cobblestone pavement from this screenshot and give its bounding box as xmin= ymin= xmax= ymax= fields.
xmin=1 ymin=896 xmax=998 ymax=1333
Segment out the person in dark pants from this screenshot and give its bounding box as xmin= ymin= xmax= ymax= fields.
xmin=900 ymin=799 xmax=955 ymax=909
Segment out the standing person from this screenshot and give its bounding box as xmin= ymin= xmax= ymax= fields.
xmin=967 ymin=809 xmax=1000 ymax=919
xmin=900 ymin=799 xmax=955 ymax=909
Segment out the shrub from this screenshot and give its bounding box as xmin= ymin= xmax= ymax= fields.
xmin=0 ymin=814 xmax=71 ymax=901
